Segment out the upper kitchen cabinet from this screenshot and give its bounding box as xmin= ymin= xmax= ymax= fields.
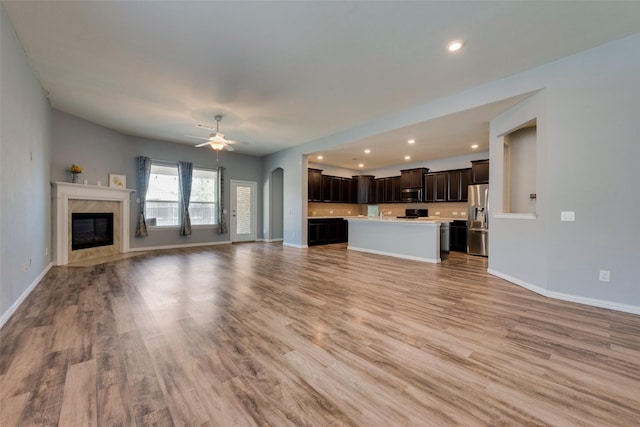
xmin=371 ymin=178 xmax=384 ymax=203
xmin=448 ymin=168 xmax=472 ymax=202
xmin=400 ymin=168 xmax=429 ymax=189
xmin=353 ymin=175 xmax=374 ymax=204
xmin=471 ymin=160 xmax=490 ymax=184
xmin=341 ymin=178 xmax=357 ymax=203
xmin=320 ymin=174 xmax=356 ymax=203
xmin=425 ymin=169 xmax=471 ymax=202
xmin=308 ymin=168 xmax=323 ymax=201
xmin=370 ymin=176 xmax=401 ymax=203
xmin=425 ymin=172 xmax=447 ymax=202
xmin=385 ymin=176 xmax=402 ymax=203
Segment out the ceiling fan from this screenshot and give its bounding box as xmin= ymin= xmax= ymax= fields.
xmin=187 ymin=115 xmax=238 ymax=160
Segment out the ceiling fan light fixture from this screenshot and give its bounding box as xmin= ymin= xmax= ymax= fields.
xmin=447 ymin=40 xmax=465 ymax=52
xmin=209 ymin=142 xmax=226 ymax=151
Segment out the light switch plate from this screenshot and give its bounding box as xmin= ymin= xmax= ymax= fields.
xmin=561 ymin=211 xmax=575 ymax=221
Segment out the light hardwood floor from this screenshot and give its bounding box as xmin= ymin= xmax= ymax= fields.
xmin=1 ymin=243 xmax=639 ymax=426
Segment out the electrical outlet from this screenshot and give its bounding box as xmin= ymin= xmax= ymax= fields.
xmin=561 ymin=211 xmax=575 ymax=221
xmin=435 ymin=211 xmax=440 ymax=215
xmin=329 ymin=210 xmax=333 ymax=214
xmin=599 ymin=270 xmax=610 ymax=282
xmin=22 ymin=262 xmax=28 ymax=272
xmin=453 ymin=212 xmax=458 ymax=215
xmin=45 ymin=247 xmax=48 ymax=256
xmin=347 ymin=210 xmax=351 ymax=215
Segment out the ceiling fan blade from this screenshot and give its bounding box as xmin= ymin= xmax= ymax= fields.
xmin=224 ymin=145 xmax=235 ymax=151
xmin=196 ymin=124 xmax=216 ymax=131
xmin=195 ymin=142 xmax=211 ymax=147
xmin=186 ymin=135 xmax=210 ymax=140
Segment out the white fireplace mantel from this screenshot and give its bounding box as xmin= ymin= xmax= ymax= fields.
xmin=52 ymin=182 xmax=135 ymax=265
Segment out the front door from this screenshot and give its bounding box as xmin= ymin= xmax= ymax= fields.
xmin=230 ymin=180 xmax=257 ymax=242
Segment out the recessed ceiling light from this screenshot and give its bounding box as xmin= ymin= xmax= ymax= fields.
xmin=408 ymin=139 xmax=415 ymax=144
xmin=404 ymin=156 xmax=411 ymax=160
xmin=317 ymin=155 xmax=323 ymax=160
xmin=447 ymin=40 xmax=465 ymax=52
xmin=471 ymin=144 xmax=479 ymax=149
xmin=358 ymin=163 xmax=364 ymax=168
xmin=364 ymin=149 xmax=371 ymax=154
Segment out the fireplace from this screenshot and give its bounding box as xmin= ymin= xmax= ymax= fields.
xmin=53 ymin=182 xmax=133 ymax=265
xmin=72 ymin=212 xmax=114 ymax=250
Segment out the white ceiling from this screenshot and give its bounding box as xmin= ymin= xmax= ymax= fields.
xmin=4 ymin=1 xmax=640 ymax=166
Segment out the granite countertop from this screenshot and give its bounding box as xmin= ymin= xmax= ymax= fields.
xmin=310 ymin=215 xmax=467 ymax=222
xmin=346 ymin=216 xmax=453 ymax=224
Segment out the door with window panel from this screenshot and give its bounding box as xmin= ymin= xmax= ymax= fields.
xmin=230 ymin=180 xmax=257 ymax=242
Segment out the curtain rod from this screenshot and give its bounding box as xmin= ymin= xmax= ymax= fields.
xmin=145 ymin=157 xmax=219 ymax=170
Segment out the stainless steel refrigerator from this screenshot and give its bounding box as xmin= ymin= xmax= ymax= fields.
xmin=467 ymin=184 xmax=489 ymax=256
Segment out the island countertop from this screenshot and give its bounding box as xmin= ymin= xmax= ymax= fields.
xmin=346 ymin=216 xmax=453 ymax=224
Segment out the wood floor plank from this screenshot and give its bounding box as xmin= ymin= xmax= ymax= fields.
xmin=58 ymin=359 xmax=97 ymax=427
xmin=1 ymin=243 xmax=639 ymax=426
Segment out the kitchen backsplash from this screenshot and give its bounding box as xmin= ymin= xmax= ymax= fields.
xmin=308 ymin=202 xmax=360 ymax=217
xmin=308 ymin=202 xmax=469 ymax=218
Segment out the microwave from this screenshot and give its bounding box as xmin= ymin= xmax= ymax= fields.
xmin=401 ymin=188 xmax=422 ymax=203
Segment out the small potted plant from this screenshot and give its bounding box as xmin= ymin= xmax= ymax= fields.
xmin=69 ymin=164 xmax=83 ymax=183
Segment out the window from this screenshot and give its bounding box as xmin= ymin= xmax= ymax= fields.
xmin=189 ymin=168 xmax=218 ymax=225
xmin=145 ymin=162 xmax=218 ymax=227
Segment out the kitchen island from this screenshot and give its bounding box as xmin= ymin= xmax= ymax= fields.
xmin=346 ymin=217 xmax=451 ymax=263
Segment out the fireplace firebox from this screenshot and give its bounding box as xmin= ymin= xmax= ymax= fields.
xmin=72 ymin=212 xmax=114 ymax=250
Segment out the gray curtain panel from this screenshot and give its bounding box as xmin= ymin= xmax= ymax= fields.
xmin=135 ymin=156 xmax=152 ymax=237
xmin=217 ymin=167 xmax=228 ymax=234
xmin=178 ymin=161 xmax=193 ymax=236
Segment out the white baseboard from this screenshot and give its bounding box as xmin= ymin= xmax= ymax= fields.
xmin=348 ymin=246 xmax=439 ymax=264
xmin=261 ymin=238 xmax=284 ymax=243
xmin=283 ymin=242 xmax=308 ymax=249
xmin=129 ymin=240 xmax=231 ymax=252
xmin=0 ymin=262 xmax=53 ymax=329
xmin=487 ymin=269 xmax=640 ymax=315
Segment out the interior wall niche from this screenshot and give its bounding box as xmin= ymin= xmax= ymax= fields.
xmin=502 ymin=119 xmax=537 ymax=214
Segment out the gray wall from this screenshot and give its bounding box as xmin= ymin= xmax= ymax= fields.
xmin=489 ymin=35 xmax=640 ymax=310
xmin=1 ymin=5 xmax=52 ymax=322
xmin=270 ymin=168 xmax=284 ymax=240
xmin=51 ymin=110 xmax=264 ymax=249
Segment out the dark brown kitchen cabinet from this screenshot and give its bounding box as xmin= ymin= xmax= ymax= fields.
xmin=371 ymin=178 xmax=385 ymax=203
xmin=400 ymin=168 xmax=429 ymax=189
xmin=425 ymin=172 xmax=447 ymax=202
xmin=384 ymin=176 xmax=402 ymax=203
xmin=450 ymin=220 xmax=468 ymax=252
xmin=369 ymin=177 xmax=401 ymax=203
xmin=424 ymin=174 xmax=435 ymax=202
xmin=321 ymin=175 xmax=339 ymax=202
xmin=308 ymin=218 xmax=348 ymax=246
xmin=308 ymin=168 xmax=323 ymax=201
xmin=341 ymin=178 xmax=357 ymax=203
xmin=427 ymin=169 xmax=472 ymax=202
xmin=471 ymin=159 xmax=489 ymax=184
xmin=353 ymin=175 xmax=374 ymax=204
xmin=320 ymin=175 xmax=356 ymax=203
xmin=448 ymin=168 xmax=472 ymax=202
